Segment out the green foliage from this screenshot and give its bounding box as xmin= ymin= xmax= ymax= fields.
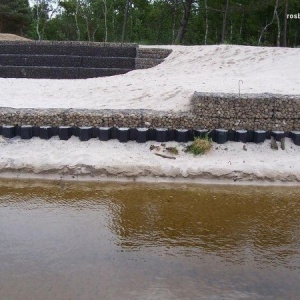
xmin=0 ymin=0 xmax=32 ymax=35
xmin=186 ymin=135 xmax=212 ymax=156
xmin=12 ymin=0 xmax=299 ymax=47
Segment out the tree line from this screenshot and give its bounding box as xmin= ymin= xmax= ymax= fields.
xmin=0 ymin=0 xmax=299 ymax=47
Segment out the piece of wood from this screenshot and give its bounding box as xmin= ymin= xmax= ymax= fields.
xmin=154 ymin=153 xmax=176 ymax=159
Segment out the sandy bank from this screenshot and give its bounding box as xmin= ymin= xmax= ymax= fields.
xmin=0 ymin=136 xmax=299 ymax=185
xmin=0 ymin=45 xmax=300 ymax=112
xmin=1 ymin=44 xmax=300 ymax=185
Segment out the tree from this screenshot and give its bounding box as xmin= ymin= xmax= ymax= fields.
xmin=30 ymin=0 xmax=60 ymax=40
xmin=283 ymin=0 xmax=288 ymax=47
xmin=258 ymin=0 xmax=280 ymax=45
xmin=121 ymin=0 xmax=130 ymax=42
xmin=0 ymin=0 xmax=31 ymax=35
xmin=19 ymin=0 xmax=298 ymax=47
xmin=175 ymin=0 xmax=194 ymax=44
xmin=221 ymin=0 xmax=229 ymax=43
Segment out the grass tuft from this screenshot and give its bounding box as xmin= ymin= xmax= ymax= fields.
xmin=186 ymin=135 xmax=212 ymax=155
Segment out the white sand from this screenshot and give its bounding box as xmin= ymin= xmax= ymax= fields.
xmin=0 ymin=136 xmax=299 ymax=184
xmin=0 ymin=44 xmax=300 ymax=184
xmin=0 ymin=45 xmax=300 ymax=111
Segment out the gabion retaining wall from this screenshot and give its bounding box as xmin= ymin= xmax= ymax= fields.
xmin=136 ymin=48 xmax=172 ymax=69
xmin=0 ymin=41 xmax=138 ymax=79
xmin=192 ymin=92 xmax=300 ymax=131
xmin=1 ymin=93 xmax=300 ymax=131
xmin=0 ymin=42 xmax=173 ymax=78
xmin=0 ymin=42 xmax=137 ymax=57
xmin=1 ymin=92 xmax=300 ymax=145
xmin=0 ymin=40 xmax=138 ymax=46
xmin=0 ymin=55 xmax=136 ymax=69
xmin=0 ymin=66 xmax=131 ymax=79
xmin=0 ymin=108 xmax=195 ymax=128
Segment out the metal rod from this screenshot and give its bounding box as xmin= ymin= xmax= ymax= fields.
xmin=238 ymin=80 xmax=243 ymax=96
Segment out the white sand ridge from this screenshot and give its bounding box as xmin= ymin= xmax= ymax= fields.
xmin=0 ymin=44 xmax=299 ymax=111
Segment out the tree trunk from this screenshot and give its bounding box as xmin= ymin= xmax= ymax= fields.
xmin=102 ymin=0 xmax=108 ymax=42
xmin=221 ymin=0 xmax=229 ymax=43
xmin=92 ymin=22 xmax=100 ymax=41
xmin=121 ymin=0 xmax=130 ymax=43
xmin=258 ymin=0 xmax=279 ymax=45
xmin=175 ymin=0 xmax=194 ymax=44
xmin=283 ymin=0 xmax=288 ymax=47
xmin=275 ymin=9 xmax=280 ymax=46
xmin=75 ymin=0 xmax=81 ymax=41
xmin=35 ymin=1 xmax=42 ymax=40
xmin=84 ymin=16 xmax=91 ymax=41
xmin=204 ymin=0 xmax=208 ymax=45
xmin=172 ymin=0 xmax=177 ymax=44
xmin=230 ymin=18 xmax=233 ymax=42
xmin=239 ymin=12 xmax=244 ymax=36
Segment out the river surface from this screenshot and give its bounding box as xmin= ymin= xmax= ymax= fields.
xmin=0 ymin=179 xmax=300 ymax=299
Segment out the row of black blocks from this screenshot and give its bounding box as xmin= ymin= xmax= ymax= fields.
xmin=0 ymin=44 xmax=137 ymax=58
xmin=0 ymin=66 xmax=131 ymax=79
xmin=213 ymin=129 xmax=289 ymax=144
xmin=0 ymin=55 xmax=136 ymax=69
xmin=1 ymin=125 xmax=300 ymax=146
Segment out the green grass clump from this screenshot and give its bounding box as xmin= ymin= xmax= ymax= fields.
xmin=186 ymin=135 xmax=212 ymax=155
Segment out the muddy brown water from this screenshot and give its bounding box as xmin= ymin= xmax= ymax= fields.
xmin=0 ymin=179 xmax=300 ymax=299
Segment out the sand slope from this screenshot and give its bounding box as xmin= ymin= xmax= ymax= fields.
xmin=0 ymin=34 xmax=30 ymax=41
xmin=0 ymin=44 xmax=299 ymax=111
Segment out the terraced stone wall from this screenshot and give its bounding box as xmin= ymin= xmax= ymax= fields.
xmin=0 ymin=41 xmax=173 ymax=79
xmin=0 ymin=41 xmax=137 ymax=79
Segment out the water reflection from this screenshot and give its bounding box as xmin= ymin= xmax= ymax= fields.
xmin=0 ymin=179 xmax=300 ymax=299
xmin=108 ymin=187 xmax=300 ymax=267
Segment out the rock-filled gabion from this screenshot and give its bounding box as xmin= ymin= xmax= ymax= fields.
xmin=0 ymin=93 xmax=299 ymax=131
xmin=0 ymin=42 xmax=173 ymax=78
xmin=0 ymin=108 xmax=195 ymax=129
xmin=0 ymin=41 xmax=138 ymax=79
xmin=136 ymin=48 xmax=172 ymax=69
xmin=0 ymin=41 xmax=138 ymax=57
xmin=0 ymin=40 xmax=138 ymax=47
xmin=192 ymin=92 xmax=300 ymax=131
